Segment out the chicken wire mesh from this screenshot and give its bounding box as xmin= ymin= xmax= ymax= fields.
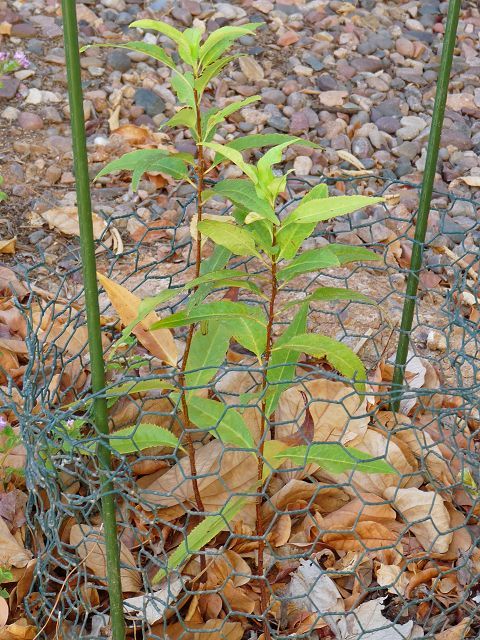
xmin=1 ymin=174 xmax=480 ymax=640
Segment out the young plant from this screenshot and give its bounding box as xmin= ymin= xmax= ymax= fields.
xmin=88 ymin=21 xmax=394 ymax=636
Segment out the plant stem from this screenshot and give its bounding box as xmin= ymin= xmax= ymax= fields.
xmin=256 ymin=237 xmax=278 ymax=640
xmin=177 ymin=86 xmax=206 ymax=553
xmin=61 ymin=1 xmax=125 ymax=637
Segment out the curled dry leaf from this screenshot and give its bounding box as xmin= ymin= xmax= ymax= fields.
xmin=376 ymin=412 xmax=454 ymax=486
xmin=70 ymin=524 xmax=141 ymax=592
xmin=375 ymin=563 xmax=410 ymax=596
xmin=40 ymin=206 xmax=107 ymax=239
xmin=383 ymin=487 xmax=453 ymax=554
xmin=321 ymin=494 xmax=396 ymax=530
xmin=97 ymin=272 xmax=177 ymax=366
xmin=434 ymin=619 xmax=471 ymax=640
xmin=0 ymin=518 xmax=32 ymax=568
xmin=114 ymin=124 xmax=150 ymax=146
xmin=0 ymin=598 xmax=8 ymax=628
xmin=322 ymin=521 xmax=401 ymax=554
xmin=0 ymin=618 xmax=36 ymax=640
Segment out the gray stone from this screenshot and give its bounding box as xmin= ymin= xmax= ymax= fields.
xmin=17 ymin=112 xmax=44 ymax=130
xmin=268 ymin=114 xmax=290 ymax=132
xmin=392 ymin=141 xmax=421 ymax=160
xmin=149 ymin=0 xmax=168 ymax=9
xmin=261 ymin=89 xmax=286 ymax=105
xmin=449 ymin=200 xmax=477 ymax=218
xmin=107 ymin=50 xmax=132 ymax=72
xmin=351 ymin=137 xmax=373 ymax=159
xmin=0 ymin=78 xmax=20 ymax=100
xmin=134 ymin=88 xmax=165 ymax=116
xmin=27 ymin=39 xmax=44 ymax=56
xmin=302 ymin=54 xmax=324 ymax=72
xmin=441 ymin=129 xmax=473 ymax=150
xmin=376 ymin=116 xmax=401 ymax=134
xmin=317 ymin=75 xmax=339 ymax=92
xmin=442 ymin=215 xmax=466 ymax=243
xmin=351 ymin=57 xmax=383 ymax=73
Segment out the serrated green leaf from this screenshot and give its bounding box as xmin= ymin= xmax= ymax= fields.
xmin=95 ymin=149 xmax=189 ymax=191
xmin=283 ymin=196 xmax=384 ymax=227
xmin=275 ymin=333 xmax=366 ymax=390
xmin=110 ymin=423 xmax=180 ymax=455
xmin=265 ymin=304 xmax=308 ymax=416
xmin=187 ymin=396 xmax=255 ymax=450
xmin=212 ymin=179 xmax=278 ymax=223
xmin=197 ymin=220 xmax=260 ymax=258
xmin=152 ymin=497 xmax=247 ymax=583
xmin=185 ymin=321 xmax=233 ymax=389
xmin=277 ymin=246 xmax=341 ymax=282
xmin=276 ymin=444 xmax=396 ymax=475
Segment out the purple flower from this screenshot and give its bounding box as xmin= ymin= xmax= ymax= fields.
xmin=13 ymin=51 xmax=29 ymax=69
xmin=66 ymin=419 xmax=74 ymax=428
xmin=0 ymin=52 xmax=8 ymax=62
xmin=0 ymin=416 xmax=8 ymax=431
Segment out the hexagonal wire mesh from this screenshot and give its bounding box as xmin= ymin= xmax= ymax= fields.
xmin=2 ymin=174 xmax=479 ymax=639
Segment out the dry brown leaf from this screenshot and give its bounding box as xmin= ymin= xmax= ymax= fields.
xmin=0 ymin=619 xmax=36 ymax=640
xmin=457 ymin=176 xmax=480 ymax=187
xmin=322 ymin=520 xmax=400 ymax=552
xmin=97 ymin=272 xmax=177 ymax=366
xmin=287 ymin=559 xmax=344 ymax=618
xmin=40 ymin=206 xmax=107 ymax=239
xmin=0 ymin=518 xmax=31 ymax=568
xmin=204 ymin=550 xmax=251 ymax=589
xmin=0 ymin=268 xmax=28 ymax=298
xmin=337 ymin=149 xmax=366 ymax=171
xmin=321 ymin=494 xmax=396 ymax=530
xmin=142 ymin=440 xmax=257 ymax=524
xmin=114 ymin=124 xmax=150 ymax=145
xmin=375 ymin=563 xmax=410 ymax=596
xmin=276 ymin=379 xmax=368 ymax=479
xmin=383 ymin=487 xmax=453 ymax=554
xmin=377 ymin=412 xmax=454 ymax=486
xmin=192 ymin=619 xmax=243 ymax=640
xmin=0 ymin=239 xmax=15 ymax=255
xmin=434 ymin=619 xmax=470 ymax=639
xmin=338 ymin=596 xmax=415 ymax=640
xmin=70 ymin=524 xmax=141 ymax=592
xmin=318 ymin=428 xmax=419 ymax=497
xmin=0 ymin=599 xmax=8 ymax=628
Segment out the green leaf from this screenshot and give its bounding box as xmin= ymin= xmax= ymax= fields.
xmin=118 ymin=288 xmax=180 ymax=344
xmin=299 ymin=182 xmax=329 ymax=203
xmin=188 ymin=245 xmax=232 ymax=310
xmin=187 ymin=396 xmax=255 ymax=450
xmin=205 ymin=96 xmax=260 ymax=137
xmin=180 ymin=27 xmax=202 ymax=65
xmin=227 ymin=316 xmax=267 ymax=359
xmin=95 ymin=149 xmax=189 ymax=191
xmin=223 ymin=133 xmax=319 ymax=155
xmin=152 ymin=497 xmax=246 ymax=583
xmin=257 ymin=140 xmax=299 ymax=187
xmin=276 ymin=444 xmax=397 ymax=475
xmin=150 ymin=300 xmax=266 ymax=330
xmin=212 ymin=179 xmax=278 ymax=223
xmin=185 ymin=321 xmax=233 ymax=389
xmin=195 ymin=55 xmax=239 ymax=95
xmin=81 ymin=42 xmax=176 ymax=72
xmin=199 ymin=24 xmax=263 ymax=66
xmin=265 ymin=304 xmax=308 ymax=416
xmin=109 ymin=423 xmax=180 ymax=455
xmin=204 ymin=142 xmax=258 ymax=184
xmin=171 ymin=71 xmax=196 ymax=109
xmin=289 ymin=287 xmax=376 ymax=308
xmin=277 ymin=246 xmax=341 ymax=282
xmin=162 ymin=107 xmax=196 ymax=131
xmin=187 ymin=269 xmax=250 ymax=289
xmin=327 ymin=244 xmax=381 ymax=264
xmin=283 ymin=196 xmax=384 ymax=226
xmin=275 ymin=333 xmax=366 ymax=390
xmin=107 ymin=379 xmax=177 ymax=398
xmin=197 ymin=220 xmax=260 ymax=258
xmin=129 ymin=19 xmax=191 ymax=62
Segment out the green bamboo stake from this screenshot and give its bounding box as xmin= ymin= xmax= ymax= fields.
xmin=391 ymin=0 xmax=461 ymax=412
xmin=61 ymin=1 xmax=126 ymax=637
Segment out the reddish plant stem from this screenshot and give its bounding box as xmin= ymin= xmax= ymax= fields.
xmin=177 ymin=87 xmax=206 ymax=551
xmin=256 ymin=240 xmax=278 ymax=640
